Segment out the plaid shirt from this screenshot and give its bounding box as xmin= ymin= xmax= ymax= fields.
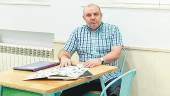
xmin=64 ymin=22 xmax=123 ymax=83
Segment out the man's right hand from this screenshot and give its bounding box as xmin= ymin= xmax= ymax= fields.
xmin=59 ymin=57 xmax=71 ymax=67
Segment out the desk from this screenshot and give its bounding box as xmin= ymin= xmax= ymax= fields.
xmin=0 ymin=65 xmax=117 ymax=96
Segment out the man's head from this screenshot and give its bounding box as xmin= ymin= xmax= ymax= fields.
xmin=83 ymin=4 xmax=102 ymax=31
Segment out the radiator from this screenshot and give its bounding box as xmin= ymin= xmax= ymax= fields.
xmin=0 ymin=43 xmax=54 ymax=72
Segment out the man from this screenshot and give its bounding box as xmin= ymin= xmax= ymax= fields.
xmin=58 ymin=4 xmax=123 ymax=96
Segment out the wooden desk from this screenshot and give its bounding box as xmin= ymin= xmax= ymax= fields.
xmin=0 ymin=65 xmax=117 ymax=96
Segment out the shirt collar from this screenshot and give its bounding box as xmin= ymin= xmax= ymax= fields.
xmin=86 ymin=22 xmax=103 ymax=32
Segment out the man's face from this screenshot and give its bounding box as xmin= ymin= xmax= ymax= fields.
xmin=83 ymin=6 xmax=102 ymax=31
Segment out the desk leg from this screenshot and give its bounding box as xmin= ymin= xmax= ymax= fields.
xmin=55 ymin=91 xmax=62 ymax=96
xmin=0 ymin=86 xmax=2 ymax=96
xmin=43 ymin=91 xmax=62 ymax=96
xmin=100 ymin=78 xmax=107 ymax=96
xmin=43 ymin=93 xmax=55 ymax=96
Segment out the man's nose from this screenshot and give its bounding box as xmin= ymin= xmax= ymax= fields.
xmin=91 ymin=15 xmax=95 ymax=19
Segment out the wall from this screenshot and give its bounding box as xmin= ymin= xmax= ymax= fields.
xmin=0 ymin=2 xmax=54 ymax=47
xmin=51 ymin=0 xmax=83 ymax=42
xmin=53 ymin=41 xmax=79 ymax=62
xmin=0 ymin=29 xmax=54 ymax=48
xmin=54 ymin=42 xmax=170 ymax=96
xmin=101 ymin=8 xmax=170 ymax=49
xmin=0 ymin=0 xmax=82 ymax=47
xmin=127 ymin=47 xmax=170 ymax=96
xmin=53 ymin=5 xmax=170 ymax=49
xmin=0 ymin=3 xmax=52 ymax=32
xmin=1 ymin=1 xmax=170 ymax=49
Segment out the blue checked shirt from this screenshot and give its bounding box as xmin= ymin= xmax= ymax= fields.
xmin=64 ymin=22 xmax=123 ymax=83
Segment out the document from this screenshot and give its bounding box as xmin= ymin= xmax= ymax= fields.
xmin=24 ymin=64 xmax=92 ymax=80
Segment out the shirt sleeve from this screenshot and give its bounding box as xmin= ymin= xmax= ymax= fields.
xmin=112 ymin=26 xmax=123 ymax=47
xmin=64 ymin=29 xmax=78 ymax=55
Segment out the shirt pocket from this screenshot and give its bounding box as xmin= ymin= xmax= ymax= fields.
xmin=106 ymin=35 xmax=115 ymax=48
xmin=97 ymin=38 xmax=111 ymax=54
xmin=77 ymin=42 xmax=91 ymax=55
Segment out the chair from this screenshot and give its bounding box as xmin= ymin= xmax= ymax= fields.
xmin=83 ymin=48 xmax=128 ymax=96
xmin=104 ymin=48 xmax=128 ymax=95
xmin=100 ymin=69 xmax=136 ymax=96
xmin=117 ymin=48 xmax=128 ymax=75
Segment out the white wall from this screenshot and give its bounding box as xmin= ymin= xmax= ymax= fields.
xmin=1 ymin=1 xmax=170 ymax=49
xmin=0 ymin=2 xmax=54 ymax=47
xmin=51 ymin=0 xmax=84 ymax=42
xmin=0 ymin=0 xmax=83 ymax=46
xmin=0 ymin=4 xmax=52 ymax=32
xmin=102 ymin=8 xmax=170 ymax=49
xmin=51 ymin=1 xmax=170 ymax=49
xmin=0 ymin=29 xmax=54 ymax=48
xmin=126 ymin=48 xmax=170 ymax=96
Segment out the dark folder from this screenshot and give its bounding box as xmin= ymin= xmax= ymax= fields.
xmin=13 ymin=61 xmax=59 ymax=72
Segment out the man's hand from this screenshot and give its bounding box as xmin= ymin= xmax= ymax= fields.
xmin=59 ymin=57 xmax=71 ymax=67
xmin=84 ymin=58 xmax=101 ymax=68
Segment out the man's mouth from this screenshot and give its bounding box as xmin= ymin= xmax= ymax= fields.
xmin=91 ymin=22 xmax=96 ymax=25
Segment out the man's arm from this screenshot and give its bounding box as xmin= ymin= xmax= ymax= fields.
xmin=58 ymin=49 xmax=72 ymax=67
xmin=84 ymin=46 xmax=122 ymax=68
xmin=102 ymin=46 xmax=122 ymax=64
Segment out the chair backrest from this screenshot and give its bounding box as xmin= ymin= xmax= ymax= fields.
xmin=100 ymin=69 xmax=136 ymax=96
xmin=117 ymin=48 xmax=128 ymax=74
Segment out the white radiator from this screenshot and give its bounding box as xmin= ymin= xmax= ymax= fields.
xmin=0 ymin=43 xmax=54 ymax=72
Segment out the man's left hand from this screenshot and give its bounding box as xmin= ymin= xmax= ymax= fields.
xmin=84 ymin=58 xmax=101 ymax=68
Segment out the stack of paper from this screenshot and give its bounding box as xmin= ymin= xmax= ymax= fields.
xmin=24 ymin=64 xmax=92 ymax=80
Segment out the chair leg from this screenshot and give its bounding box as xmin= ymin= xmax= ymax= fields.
xmin=83 ymin=91 xmax=100 ymax=96
xmin=99 ymin=78 xmax=107 ymax=96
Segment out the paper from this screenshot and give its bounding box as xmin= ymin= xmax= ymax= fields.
xmin=24 ymin=64 xmax=92 ymax=80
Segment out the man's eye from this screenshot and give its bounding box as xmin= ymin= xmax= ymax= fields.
xmin=94 ymin=13 xmax=99 ymax=16
xmin=86 ymin=14 xmax=91 ymax=17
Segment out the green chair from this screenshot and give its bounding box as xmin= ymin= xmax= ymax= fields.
xmin=104 ymin=48 xmax=128 ymax=95
xmin=100 ymin=69 xmax=136 ymax=96
xmin=83 ymin=48 xmax=128 ymax=96
xmin=117 ymin=48 xmax=128 ymax=74
xmin=83 ymin=69 xmax=136 ymax=96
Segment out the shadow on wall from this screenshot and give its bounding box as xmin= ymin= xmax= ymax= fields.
xmin=0 ymin=35 xmax=2 ymax=42
xmin=53 ymin=42 xmax=79 ymax=63
xmin=0 ymin=29 xmax=54 ymax=48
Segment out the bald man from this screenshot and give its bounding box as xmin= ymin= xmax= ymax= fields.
xmin=58 ymin=4 xmax=123 ymax=96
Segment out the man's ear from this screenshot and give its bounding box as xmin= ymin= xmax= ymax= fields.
xmin=101 ymin=13 xmax=103 ymax=17
xmin=83 ymin=15 xmax=85 ymax=20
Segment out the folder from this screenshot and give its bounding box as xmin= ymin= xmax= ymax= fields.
xmin=13 ymin=61 xmax=59 ymax=72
